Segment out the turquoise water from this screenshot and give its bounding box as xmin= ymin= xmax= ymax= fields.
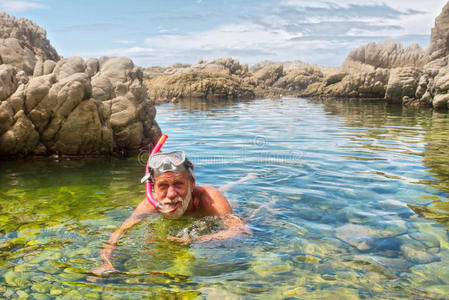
xmin=1 ymin=98 xmax=449 ymax=299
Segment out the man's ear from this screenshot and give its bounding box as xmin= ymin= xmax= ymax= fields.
xmin=190 ymin=176 xmax=195 ymax=190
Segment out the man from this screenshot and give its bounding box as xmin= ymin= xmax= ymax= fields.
xmin=92 ymin=150 xmax=254 ymax=276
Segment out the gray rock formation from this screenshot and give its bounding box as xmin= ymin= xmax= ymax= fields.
xmin=385 ymin=67 xmax=422 ymax=103
xmin=252 ymin=63 xmax=284 ymax=86
xmin=144 ymin=58 xmax=254 ymax=102
xmin=305 ymin=3 xmax=449 ymax=108
xmin=427 ymin=2 xmax=449 ymax=61
xmin=141 ymin=1 xmax=449 ymax=109
xmin=343 ymin=40 xmax=426 ymax=71
xmin=273 ymin=67 xmax=324 ymax=93
xmin=0 ymin=12 xmax=58 ymax=61
xmin=141 ymin=3 xmax=449 ymax=108
xmin=0 ymin=12 xmax=160 ymax=156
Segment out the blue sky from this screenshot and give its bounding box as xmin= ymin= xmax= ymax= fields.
xmin=1 ymin=0 xmax=447 ymax=67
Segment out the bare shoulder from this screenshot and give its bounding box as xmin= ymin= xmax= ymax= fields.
xmin=195 ymin=185 xmax=232 ymax=216
xmin=133 ymin=199 xmax=157 ymax=219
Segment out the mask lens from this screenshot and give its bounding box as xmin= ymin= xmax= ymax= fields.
xmin=149 ymin=151 xmax=186 ymax=170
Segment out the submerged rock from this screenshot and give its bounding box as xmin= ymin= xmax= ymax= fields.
xmin=409 ymin=260 xmax=449 ymax=285
xmin=409 ymin=231 xmax=440 ymax=248
xmin=401 ymin=244 xmax=439 ymax=264
xmin=336 ymin=224 xmax=377 ymax=251
xmin=61 ymin=289 xmax=84 ymax=300
xmin=336 ymin=223 xmax=405 ymax=251
xmin=31 ymin=281 xmax=51 ymax=293
xmin=3 ymin=270 xmax=30 ymax=287
xmin=38 ymin=261 xmax=61 ymax=274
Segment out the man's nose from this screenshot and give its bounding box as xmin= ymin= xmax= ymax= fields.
xmin=166 ymin=186 xmax=178 ymax=200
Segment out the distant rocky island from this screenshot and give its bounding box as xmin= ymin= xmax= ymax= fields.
xmin=1 ymin=3 xmax=449 ymax=156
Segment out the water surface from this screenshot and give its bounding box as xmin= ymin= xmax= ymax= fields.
xmin=1 ymin=98 xmax=449 ymax=299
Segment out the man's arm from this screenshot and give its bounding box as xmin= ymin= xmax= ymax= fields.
xmin=218 ymin=173 xmax=257 ymax=193
xmin=92 ymin=199 xmax=156 ymax=276
xmin=167 ymin=214 xmax=251 ymax=243
xmin=195 ymin=214 xmax=251 ymax=242
xmin=168 ymin=186 xmax=251 ymax=243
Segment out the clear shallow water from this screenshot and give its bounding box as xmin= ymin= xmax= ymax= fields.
xmin=1 ymin=98 xmax=449 ymax=299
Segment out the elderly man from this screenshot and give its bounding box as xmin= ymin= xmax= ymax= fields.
xmin=93 ymin=150 xmax=253 ymax=276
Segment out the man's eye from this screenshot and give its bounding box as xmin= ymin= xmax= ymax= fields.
xmin=158 ymin=184 xmax=168 ymax=189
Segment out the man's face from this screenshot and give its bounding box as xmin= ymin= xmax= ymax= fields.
xmin=154 ymin=171 xmax=193 ymax=219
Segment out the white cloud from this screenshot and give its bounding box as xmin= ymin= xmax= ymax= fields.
xmin=112 ymin=40 xmax=136 ymax=45
xmin=137 ymin=21 xmax=364 ymax=66
xmin=75 ymin=46 xmax=157 ymax=59
xmin=280 ymin=0 xmax=445 ymax=35
xmin=70 ymin=0 xmax=446 ymax=67
xmin=135 ymin=1 xmax=441 ymax=66
xmin=145 ymin=23 xmax=299 ymax=53
xmin=0 ymin=0 xmax=47 ymax=12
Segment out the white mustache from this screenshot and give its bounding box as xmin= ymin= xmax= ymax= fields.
xmin=160 ymin=196 xmax=183 ymax=205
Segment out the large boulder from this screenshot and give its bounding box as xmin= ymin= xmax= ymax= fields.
xmin=343 ymin=40 xmax=426 ymax=70
xmin=427 ymin=2 xmax=449 ymax=60
xmin=144 ymin=58 xmax=254 ymax=102
xmin=0 ymin=110 xmax=40 ymax=155
xmin=0 ymin=100 xmax=14 ymax=136
xmin=0 ymin=38 xmax=36 ymax=75
xmin=192 ymin=57 xmax=249 ymax=76
xmin=0 ymin=55 xmax=160 ymax=156
xmin=0 ymin=64 xmax=18 ymax=101
xmin=0 ymin=10 xmax=160 ymax=156
xmin=52 ymin=57 xmax=86 ymax=81
xmin=385 ymin=67 xmax=422 ymax=103
xmin=0 ymin=12 xmax=58 ymax=61
xmin=273 ymin=66 xmax=324 ymax=92
xmin=430 ymin=66 xmax=449 ymax=108
xmin=304 ymin=68 xmax=389 ymax=99
xmin=252 ymin=64 xmax=284 ymax=86
xmin=52 ymin=99 xmax=113 ymax=155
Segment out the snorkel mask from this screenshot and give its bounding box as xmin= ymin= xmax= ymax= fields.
xmin=149 ymin=151 xmax=192 ymax=178
xmin=141 ymin=150 xmax=194 ymax=183
xmin=141 ymin=135 xmax=194 ymax=213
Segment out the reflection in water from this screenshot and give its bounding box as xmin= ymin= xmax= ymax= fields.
xmin=316 ymin=99 xmax=449 ymax=228
xmin=168 ymin=97 xmax=252 ymax=114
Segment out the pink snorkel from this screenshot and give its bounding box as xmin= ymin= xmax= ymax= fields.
xmin=144 ymin=134 xmax=168 ymax=210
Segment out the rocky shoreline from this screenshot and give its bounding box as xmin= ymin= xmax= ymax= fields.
xmin=144 ymin=3 xmax=449 ymax=110
xmin=1 ymin=3 xmax=449 ymax=156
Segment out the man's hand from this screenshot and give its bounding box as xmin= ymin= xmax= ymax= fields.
xmin=87 ymin=263 xmax=119 ymax=282
xmin=91 ymin=263 xmax=118 ymax=276
xmin=89 ymin=200 xmax=155 ymax=281
xmin=166 ymin=235 xmax=192 ymax=243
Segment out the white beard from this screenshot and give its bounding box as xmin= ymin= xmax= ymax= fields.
xmin=160 ymin=185 xmax=192 ymax=219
